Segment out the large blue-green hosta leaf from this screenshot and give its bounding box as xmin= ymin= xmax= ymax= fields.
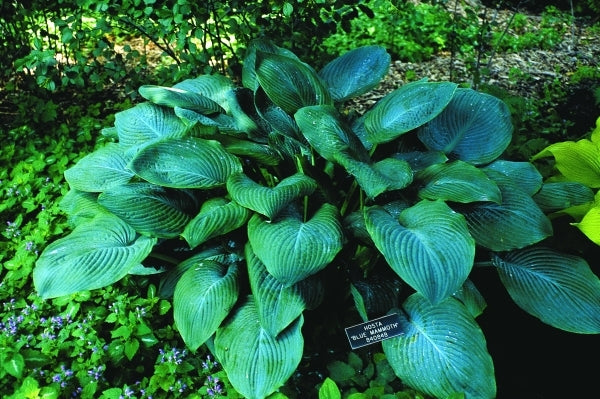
xmin=456 ymin=179 xmax=552 ymax=251
xmin=364 ymin=81 xmax=457 ymax=144
xmin=339 ymin=155 xmax=413 ymax=199
xmin=246 ymin=244 xmax=320 ymax=336
xmin=483 ymin=160 xmax=542 ymax=196
xmin=64 ymin=143 xmax=134 ymax=192
xmin=416 ymin=160 xmax=501 ymax=203
xmin=365 ymin=200 xmax=475 ymax=304
xmin=255 ymin=51 xmax=332 ymax=114
xmin=173 ymin=74 xmax=235 ymax=110
xmin=319 ymin=45 xmax=391 ymax=102
xmin=295 ymin=105 xmax=370 ymax=163
xmin=214 ymin=297 xmax=304 ymax=399
xmin=383 ymin=294 xmax=496 ymax=399
xmin=248 ymin=204 xmax=344 ymax=286
xmin=418 ymin=88 xmax=513 ymax=165
xmin=128 ymin=137 xmax=242 ymax=189
xmin=227 ymin=172 xmax=317 ymax=220
xmin=114 ymin=102 xmax=189 ymax=148
xmin=59 ymin=189 xmax=106 ymax=225
xmin=174 ymin=259 xmax=239 ymax=351
xmin=98 ymin=183 xmax=197 ymax=238
xmin=242 ymin=39 xmax=302 ymax=92
xmin=34 ymin=214 xmax=156 ymax=299
xmin=182 ymin=197 xmax=252 ymax=249
xmin=138 ymin=85 xmax=225 ymax=114
xmin=532 ymin=182 xmax=595 ymax=213
xmin=492 ymin=247 xmax=600 ymax=333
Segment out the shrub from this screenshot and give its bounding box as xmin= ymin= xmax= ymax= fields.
xmin=32 ymin=41 xmax=600 ymax=398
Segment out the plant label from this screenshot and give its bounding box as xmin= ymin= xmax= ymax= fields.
xmin=345 ymin=313 xmax=403 ymax=349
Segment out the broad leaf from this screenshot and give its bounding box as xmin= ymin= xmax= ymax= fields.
xmin=483 ymin=160 xmax=542 ymax=196
xmin=255 ymin=51 xmax=332 ymax=114
xmin=319 ymin=45 xmax=391 ymax=102
xmin=492 ymin=247 xmax=600 ymax=333
xmin=248 ymin=203 xmax=344 ymax=286
xmin=34 ymin=214 xmax=156 ymax=299
xmin=64 ymin=143 xmax=134 ymax=192
xmin=532 ymin=182 xmax=594 ymax=213
xmin=138 ymin=85 xmax=224 ymax=114
xmin=351 ymin=276 xmax=402 ymax=322
xmin=456 ymin=179 xmax=552 ymax=251
xmin=364 ymin=81 xmax=457 ymax=144
xmin=246 ymin=244 xmax=310 ymax=336
xmin=182 ymin=197 xmax=252 ymax=249
xmin=416 ymin=160 xmax=501 ymax=203
xmin=174 ymin=260 xmax=239 ymax=351
xmin=339 ymin=155 xmax=413 ymax=199
xmin=417 ymin=88 xmax=512 ymax=165
xmin=573 ymin=205 xmax=600 ymax=245
xmin=365 ymin=200 xmax=475 ymax=304
xmin=532 ymin=139 xmax=600 ymax=188
xmin=214 ymin=297 xmax=304 ymax=399
xmin=383 ymin=294 xmax=496 ymax=399
xmin=242 ymin=39 xmax=302 ymax=92
xmin=128 ymin=137 xmax=242 ymax=189
xmin=452 ymin=279 xmax=487 ymax=318
xmin=227 ymin=172 xmax=317 ymax=220
xmin=98 ymin=183 xmax=197 ymax=238
xmin=59 ymin=189 xmax=106 ymax=225
xmin=295 ymin=105 xmax=370 ymax=163
xmin=114 ymin=102 xmax=189 ymax=148
xmin=173 ymin=74 xmax=236 ymax=111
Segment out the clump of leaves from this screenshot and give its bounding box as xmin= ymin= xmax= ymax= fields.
xmin=33 ymin=40 xmax=600 ymax=399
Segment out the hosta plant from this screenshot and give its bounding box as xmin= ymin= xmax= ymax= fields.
xmin=33 ymin=40 xmax=600 ymax=399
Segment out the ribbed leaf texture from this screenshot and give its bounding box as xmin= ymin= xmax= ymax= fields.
xmin=59 ymin=189 xmax=106 ymax=225
xmin=64 ymin=143 xmax=134 ymax=192
xmin=182 ymin=197 xmax=252 ymax=249
xmin=416 ymin=160 xmax=501 ymax=203
xmin=128 ymin=137 xmax=242 ymax=189
xmin=246 ymin=244 xmax=311 ymax=336
xmin=483 ymin=160 xmax=543 ymax=196
xmin=418 ymin=88 xmax=512 ymax=165
xmin=339 ymin=155 xmax=413 ymax=199
xmin=365 ymin=200 xmax=475 ymax=304
xmin=295 ymin=104 xmax=370 ymax=163
xmin=173 ymin=74 xmax=235 ymax=111
xmin=227 ymin=172 xmax=317 ymax=220
xmin=98 ymin=183 xmax=197 ymax=238
xmin=138 ymin=85 xmax=225 ymax=114
xmin=34 ymin=214 xmax=156 ymax=298
xmin=532 ymin=182 xmax=594 ymax=213
xmin=364 ymin=81 xmax=457 ymax=144
xmin=532 ymin=139 xmax=600 ymax=188
xmin=492 ymin=247 xmax=600 ymax=333
xmin=214 ymin=297 xmax=304 ymax=399
xmin=248 ymin=203 xmax=344 ymax=286
xmin=174 ymin=260 xmax=239 ymax=351
xmin=318 ymin=45 xmax=391 ymax=102
xmin=383 ymin=294 xmax=496 ymax=399
xmin=255 ymin=51 xmax=332 ymax=114
xmin=574 ymin=205 xmax=600 ymax=244
xmin=114 ymin=102 xmax=189 ymax=148
xmin=456 ymin=179 xmax=553 ymax=251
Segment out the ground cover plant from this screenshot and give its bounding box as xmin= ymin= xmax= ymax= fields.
xmin=28 ymin=39 xmax=600 ymax=399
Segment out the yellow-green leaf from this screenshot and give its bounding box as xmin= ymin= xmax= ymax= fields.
xmin=533 ymin=139 xmax=600 ymax=188
xmin=573 ymin=205 xmax=600 ymax=245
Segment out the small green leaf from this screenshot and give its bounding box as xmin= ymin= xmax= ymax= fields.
xmin=124 ymin=338 xmax=140 ymax=360
xmin=327 ymin=360 xmax=357 ymax=383
xmin=319 ymin=378 xmax=341 ymax=399
xmin=3 ymin=353 xmax=25 ymax=378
